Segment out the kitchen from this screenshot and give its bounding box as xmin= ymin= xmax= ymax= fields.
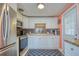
xmin=17 ymin=16 xmax=60 ymax=56
xmin=17 ymin=3 xmax=79 ymax=56
xmin=0 ymin=3 xmax=79 ymax=56
xmin=17 ymin=3 xmax=62 ymax=56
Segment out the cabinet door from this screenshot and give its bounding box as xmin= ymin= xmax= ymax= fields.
xmin=46 ymin=36 xmax=54 ymax=49
xmin=28 ymin=36 xmax=59 ymax=49
xmin=64 ymin=42 xmax=79 ymax=56
xmin=69 ymin=43 xmax=79 ymax=56
xmin=40 ymin=36 xmax=57 ymax=49
xmin=64 ymin=42 xmax=73 ymax=56
xmin=38 ymin=36 xmax=52 ymax=49
xmin=73 ymin=46 xmax=79 ymax=56
xmin=48 ymin=36 xmax=59 ymax=49
xmin=23 ymin=16 xmax=28 ymax=29
xmin=54 ymin=36 xmax=59 ymax=48
xmin=28 ymin=37 xmax=34 ymax=49
xmin=51 ymin=18 xmax=58 ymax=28
xmin=28 ymin=36 xmax=39 ymax=49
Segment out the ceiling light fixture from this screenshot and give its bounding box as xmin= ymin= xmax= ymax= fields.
xmin=37 ymin=3 xmax=45 ymax=10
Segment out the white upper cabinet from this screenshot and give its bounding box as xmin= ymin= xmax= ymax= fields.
xmin=51 ymin=17 xmax=58 ymax=28
xmin=28 ymin=17 xmax=58 ymax=29
xmin=22 ymin=16 xmax=29 ymax=29
xmin=18 ymin=16 xmax=58 ymax=29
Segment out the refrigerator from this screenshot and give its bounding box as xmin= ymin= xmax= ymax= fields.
xmin=0 ymin=4 xmax=17 ymax=56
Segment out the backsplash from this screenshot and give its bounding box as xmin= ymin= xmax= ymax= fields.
xmin=23 ymin=28 xmax=60 ymax=35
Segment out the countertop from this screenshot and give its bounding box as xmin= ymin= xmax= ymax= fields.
xmin=27 ymin=33 xmax=59 ymax=36
xmin=17 ymin=34 xmax=59 ymax=40
xmin=64 ymin=39 xmax=79 ymax=47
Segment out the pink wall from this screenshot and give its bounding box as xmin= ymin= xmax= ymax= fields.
xmin=58 ymin=15 xmax=62 ymax=48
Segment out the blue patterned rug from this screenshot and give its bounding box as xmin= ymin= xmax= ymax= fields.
xmin=25 ymin=49 xmax=63 ymax=56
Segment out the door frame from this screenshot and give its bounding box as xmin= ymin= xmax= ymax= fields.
xmin=62 ymin=4 xmax=77 ymax=55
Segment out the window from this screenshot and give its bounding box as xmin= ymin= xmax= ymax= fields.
xmin=63 ymin=7 xmax=77 ymax=36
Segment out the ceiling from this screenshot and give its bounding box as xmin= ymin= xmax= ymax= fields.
xmin=17 ymin=3 xmax=73 ymax=17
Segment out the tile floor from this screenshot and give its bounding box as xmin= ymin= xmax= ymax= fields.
xmin=25 ymin=49 xmax=63 ymax=56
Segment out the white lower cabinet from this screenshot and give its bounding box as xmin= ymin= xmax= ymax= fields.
xmin=28 ymin=35 xmax=59 ymax=49
xmin=64 ymin=41 xmax=79 ymax=56
xmin=28 ymin=36 xmax=39 ymax=49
